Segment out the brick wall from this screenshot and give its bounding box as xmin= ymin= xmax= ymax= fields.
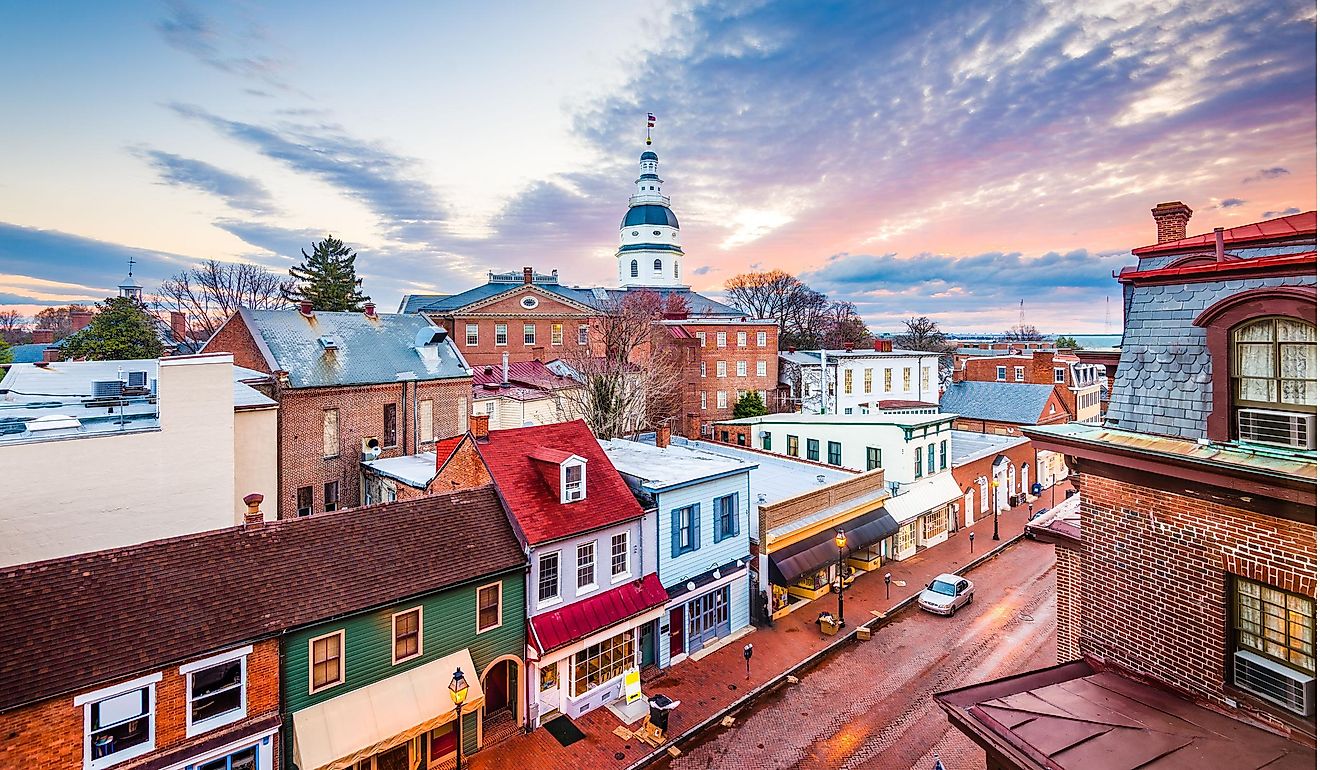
xmin=680 ymin=322 xmax=779 ymax=434
xmin=205 ymin=313 xmax=271 ymax=373
xmin=1056 ymin=545 xmax=1082 ymax=662
xmin=1077 ymin=472 xmax=1317 ymax=738
xmin=950 ymin=440 xmax=1037 ymax=517
xmin=761 ymin=470 xmax=887 ymax=535
xmin=431 ymin=439 xmax=492 ymax=492
xmin=0 ymin=639 xmax=280 ymax=770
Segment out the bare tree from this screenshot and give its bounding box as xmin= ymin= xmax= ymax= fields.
xmin=34 ymin=304 xmax=92 ymax=341
xmin=896 ymin=316 xmax=957 ymax=383
xmin=555 ymin=291 xmax=684 ymax=439
xmin=818 ymin=301 xmax=872 ymax=349
xmin=0 ymin=309 xmax=26 ymax=343
xmin=1002 ymin=323 xmax=1045 ymax=341
xmin=155 ymin=260 xmax=294 ymax=340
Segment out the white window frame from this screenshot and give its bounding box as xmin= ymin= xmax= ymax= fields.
xmin=700 ymin=391 xmax=708 ymax=410
xmin=700 ymin=361 xmax=707 ymax=378
xmin=308 ymin=630 xmax=346 ymax=694
xmin=578 ymin=324 xmax=589 ymax=345
xmin=717 ymin=391 xmax=728 ymax=409
xmin=1014 ymin=366 xmax=1025 ymax=382
xmin=576 ymin=541 xmax=597 ymax=593
xmin=996 ymin=366 xmax=1006 ymax=381
xmin=737 ymin=331 xmax=747 ymax=347
xmin=736 ymin=361 xmax=747 ymax=377
xmin=180 ymin=646 xmax=251 ymax=738
xmin=610 ymin=531 xmax=631 ymax=582
xmin=537 ymin=551 xmax=562 ymax=607
xmin=697 ymin=332 xmax=706 ymax=347
xmin=476 ymin=581 xmax=503 ymax=634
xmin=391 ymin=607 xmax=424 ymax=665
xmin=716 ymin=332 xmax=727 ymax=348
xmin=561 ymin=460 xmax=586 ymax=503
xmin=1054 ymin=367 xmax=1066 ymax=384
xmin=524 ymin=323 xmax=537 ymax=345
xmin=716 ymin=361 xmax=727 ymax=378
xmin=551 ymin=323 xmax=563 ymax=346
xmin=756 ymin=331 xmax=767 ymax=347
xmin=756 ymin=360 xmax=767 ymax=377
xmin=495 ymin=323 xmax=508 ymax=346
xmin=77 ymin=673 xmax=160 ymax=770
xmin=465 ymin=324 xmax=478 ymax=346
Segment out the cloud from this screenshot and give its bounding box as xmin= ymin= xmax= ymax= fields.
xmin=157 ymin=1 xmax=293 ymax=91
xmin=1243 ymin=166 xmax=1291 ymax=183
xmin=137 ymin=149 xmax=277 ymax=215
xmin=1218 ymin=197 xmax=1247 ymax=208
xmin=691 ymin=265 xmax=712 ymax=276
xmin=0 ymin=222 xmax=197 ymax=296
xmin=1261 ymin=207 xmax=1303 ymax=218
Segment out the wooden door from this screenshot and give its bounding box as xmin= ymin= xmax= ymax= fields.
xmin=486 ymin=660 xmax=510 ymax=713
xmin=669 ymin=607 xmax=684 ymax=658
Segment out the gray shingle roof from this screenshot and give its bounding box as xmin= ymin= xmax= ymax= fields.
xmin=939 ymin=381 xmax=1055 ymax=425
xmin=243 ymin=309 xmax=470 ymax=388
xmin=401 ymin=283 xmax=742 ymax=318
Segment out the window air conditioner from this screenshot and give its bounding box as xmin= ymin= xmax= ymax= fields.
xmin=1238 ymin=408 xmax=1317 ymax=450
xmin=1233 ymin=649 xmax=1316 ymax=717
xmin=361 ymin=437 xmax=382 ymax=461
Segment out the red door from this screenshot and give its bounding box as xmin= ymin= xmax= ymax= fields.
xmin=485 ymin=660 xmax=510 ymax=713
xmin=669 ymin=607 xmax=685 ymax=658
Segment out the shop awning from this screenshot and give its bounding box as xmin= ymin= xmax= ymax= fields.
xmin=768 ymin=507 xmax=898 ymax=586
xmin=885 ymin=473 xmax=962 ymax=523
xmin=528 ymin=573 xmax=668 ymax=656
xmin=292 ymin=649 xmax=484 ymax=770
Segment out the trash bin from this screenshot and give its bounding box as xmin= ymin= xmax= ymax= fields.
xmin=648 ymin=694 xmax=676 ymax=734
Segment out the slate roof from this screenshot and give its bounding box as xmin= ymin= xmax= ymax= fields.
xmin=528 ymin=573 xmax=668 ymax=654
xmin=939 ymin=381 xmax=1056 ymax=425
xmin=398 ymin=294 xmax=451 ymax=314
xmin=475 ymin=420 xmax=644 ymax=545
xmin=240 ymin=309 xmax=470 ymax=388
xmin=401 ymin=281 xmax=742 ymax=318
xmin=7 ymin=343 xmax=50 ymax=364
xmin=0 ymin=486 xmax=523 ymax=712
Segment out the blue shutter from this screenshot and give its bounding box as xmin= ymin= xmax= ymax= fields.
xmin=730 ymin=493 xmax=740 ymax=537
xmin=671 ymin=507 xmax=682 ymax=558
xmin=691 ymin=503 xmax=701 ymax=551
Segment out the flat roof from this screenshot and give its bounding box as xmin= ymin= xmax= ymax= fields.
xmin=720 ymin=412 xmax=955 ymax=429
xmin=361 ymin=451 xmax=438 ymax=487
xmin=599 ymin=438 xmax=757 ymax=490
xmin=636 ymin=434 xmax=854 ymax=507
xmin=949 ymin=430 xmax=1029 ymax=466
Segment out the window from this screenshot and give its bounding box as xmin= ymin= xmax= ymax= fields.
xmin=563 ymin=462 xmax=585 ymax=502
xmin=419 ymin=399 xmax=434 ymax=443
xmin=914 ymin=447 xmax=923 ymax=478
xmin=539 ymin=665 xmax=558 ymax=693
xmin=675 ymin=263 xmax=679 ymax=278
xmin=844 ymin=369 xmax=853 ymax=394
xmin=465 ymin=324 xmax=478 ymax=346
xmin=717 ymin=391 xmax=728 ymax=409
xmin=1233 ymin=318 xmax=1317 ymax=417
xmin=903 ymin=368 xmax=912 ymax=390
xmin=762 ymin=431 xmax=772 ymax=451
xmin=183 ymin=648 xmax=248 ymax=736
xmin=940 ymin=440 xmax=948 ymax=470
xmin=757 ymin=331 xmax=767 ymax=347
xmin=572 ymin=630 xmax=634 ymax=696
xmin=756 ymin=360 xmax=767 ymax=377
xmin=736 ymin=361 xmax=747 ymax=377
xmin=806 ymin=438 xmax=820 ymax=461
xmin=1014 ymin=366 xmax=1025 ymax=382
xmin=697 ymin=332 xmax=706 ymax=347
xmin=717 ymin=332 xmax=727 ymax=348
xmin=323 ymin=481 xmax=338 ymax=512
xmin=787 ymin=435 xmax=800 ymax=457
xmin=1054 ymin=366 xmax=1066 ymax=384
xmin=653 ymin=258 xmax=663 ymax=273
xmin=1232 ymin=576 xmax=1315 ymax=707
xmin=383 ymin=403 xmax=398 ymax=447
xmin=322 ymin=409 xmax=339 ymax=458
xmin=700 ymin=391 xmax=708 ymax=410
xmin=737 ymin=331 xmax=747 ymax=347
xmin=495 ymin=323 xmax=508 ymax=346
xmin=923 ymin=367 xmax=931 ymax=391
xmin=866 ymin=447 xmax=882 ymax=471
xmin=630 ymin=260 xmax=639 ymax=278
xmin=996 ymin=366 xmax=1006 ymax=381
xmin=576 ymin=542 xmax=596 ymax=590
xmin=611 ymin=532 xmax=630 ymax=578
xmin=927 ymin=444 xmax=936 ymax=474
xmin=700 ymin=361 xmax=707 ymax=378
xmin=392 ymin=608 xmax=422 ymax=663
xmin=296 ymin=486 xmax=313 ymax=517
xmin=537 ymin=552 xmax=560 ymax=604
xmin=717 ymin=360 xmax=727 ymax=378
xmin=864 ymin=369 xmax=873 ymax=393
xmin=551 ymin=323 xmax=563 ymax=346
xmin=79 ymin=675 xmax=158 ymax=769
xmin=524 ymin=323 xmax=536 ymax=345
xmin=477 ymin=582 xmax=502 ymax=632
xmin=195 ymin=746 xmax=256 ymax=770
xmin=844 ymin=407 xmax=853 ymax=414
xmin=884 ymin=369 xmax=893 ymax=391
xmin=309 ymin=631 xmax=344 ymax=693
xmin=827 ymin=441 xmax=842 ymax=466
xmin=578 ymin=324 xmax=589 ymax=345
xmin=672 ymin=504 xmax=700 ymax=555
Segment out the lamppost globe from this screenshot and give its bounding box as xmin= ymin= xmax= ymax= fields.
xmin=449 ymin=668 xmax=469 ymax=706
xmin=449 ymin=668 xmax=469 ymax=770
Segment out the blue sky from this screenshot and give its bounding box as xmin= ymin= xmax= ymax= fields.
xmin=0 ymin=0 xmax=1314 ymax=333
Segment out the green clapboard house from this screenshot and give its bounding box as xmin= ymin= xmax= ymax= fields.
xmin=280 ymin=486 xmax=527 ymax=770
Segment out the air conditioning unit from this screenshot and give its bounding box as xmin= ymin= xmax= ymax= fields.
xmin=1233 ymin=649 xmax=1316 ymax=717
xmin=92 ymin=380 xmax=124 ymax=398
xmin=361 ymin=437 xmax=381 ymax=461
xmin=1238 ymin=408 xmax=1317 ymax=450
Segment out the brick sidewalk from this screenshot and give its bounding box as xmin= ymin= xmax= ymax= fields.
xmin=465 ymin=484 xmax=1068 ymax=770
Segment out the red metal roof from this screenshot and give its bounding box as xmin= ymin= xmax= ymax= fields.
xmin=528 ymin=573 xmax=668 ymax=654
xmin=471 ymin=359 xmax=576 ymax=390
xmin=1132 ymin=211 xmax=1316 ymax=255
xmin=476 ymin=420 xmax=645 ymax=545
xmin=667 ymin=324 xmax=695 ymax=340
xmin=1117 ymin=251 xmax=1316 ymax=284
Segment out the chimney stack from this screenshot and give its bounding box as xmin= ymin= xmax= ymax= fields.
xmin=242 ymin=493 xmax=265 ymax=527
xmin=873 ymin=339 xmax=893 ymax=352
xmin=523 ymin=266 xmax=534 ymax=285
xmin=31 ymin=329 xmax=54 ymax=344
xmin=299 ymin=300 xmax=314 ymax=317
xmin=952 ymin=364 xmax=965 ymax=383
xmin=70 ymin=309 xmax=93 ymax=332
xmin=656 ymin=424 xmax=671 ymax=449
xmin=844 ymin=342 xmax=854 ymax=352
xmin=42 ymin=347 xmax=62 ymax=363
xmin=1214 ymin=227 xmax=1226 ymax=262
xmin=364 ymin=302 xmax=377 ymax=318
xmin=170 ymin=311 xmax=187 ymax=343
xmin=1151 ymin=201 xmax=1193 ymax=244
xmin=470 ymin=413 xmax=490 ymax=441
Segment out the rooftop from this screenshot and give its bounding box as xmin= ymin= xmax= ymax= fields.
xmin=780 ymin=348 xmax=934 ymax=363
xmin=940 ymin=380 xmax=1058 ymax=425
xmin=599 ymin=437 xmax=758 ymax=491
xmin=1132 ymin=210 xmax=1317 ymax=255
xmin=637 ymin=434 xmax=854 ymax=507
xmin=361 ymin=451 xmax=438 ymax=488
xmin=399 ymin=277 xmax=743 ymax=319
xmin=949 ymin=429 xmax=1030 ymax=467
xmin=719 ymin=411 xmax=955 ymax=430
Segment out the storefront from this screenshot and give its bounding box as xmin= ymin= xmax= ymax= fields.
xmin=660 ymin=561 xmax=752 ymax=667
xmin=766 ymin=506 xmax=899 ymax=618
xmin=172 ymin=726 xmax=277 ymax=770
xmin=883 ymin=472 xmax=961 ymax=556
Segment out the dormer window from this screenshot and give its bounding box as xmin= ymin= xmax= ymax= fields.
xmin=563 ymin=461 xmax=585 ymax=502
xmin=1233 ymin=317 xmax=1316 ymax=447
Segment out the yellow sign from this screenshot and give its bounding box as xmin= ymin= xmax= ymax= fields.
xmin=624 ymin=668 xmax=642 ymax=704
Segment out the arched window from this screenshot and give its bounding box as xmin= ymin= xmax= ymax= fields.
xmin=630 ymin=260 xmax=638 ymax=278
xmin=1233 ymin=317 xmax=1316 ymax=414
xmin=653 ymin=259 xmax=663 ymax=273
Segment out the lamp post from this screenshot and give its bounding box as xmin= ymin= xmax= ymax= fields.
xmin=884 ymin=572 xmax=892 ymax=601
xmin=449 ymin=668 xmax=469 ymax=770
xmin=835 ymin=529 xmax=847 ymax=627
xmin=969 ymin=531 xmax=975 ymax=553
xmin=991 ymin=479 xmax=1001 ymax=541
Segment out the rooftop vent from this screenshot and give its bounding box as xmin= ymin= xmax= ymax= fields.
xmin=816 ymin=474 xmax=826 ymax=484
xmin=414 ymin=326 xmax=448 ymax=347
xmin=92 ymin=380 xmax=124 ymax=398
xmin=27 ymin=414 xmax=82 ymax=432
xmin=318 ymin=335 xmax=340 ymax=351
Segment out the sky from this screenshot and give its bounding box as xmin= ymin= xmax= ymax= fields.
xmin=0 ymin=1 xmax=1314 ymax=334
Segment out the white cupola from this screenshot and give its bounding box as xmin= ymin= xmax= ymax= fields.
xmin=617 ymin=149 xmax=685 ymax=288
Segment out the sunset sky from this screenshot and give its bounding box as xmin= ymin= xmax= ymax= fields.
xmin=0 ymin=1 xmax=1314 ymax=333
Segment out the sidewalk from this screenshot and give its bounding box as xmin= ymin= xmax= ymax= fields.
xmin=466 ymin=484 xmax=1067 ymax=770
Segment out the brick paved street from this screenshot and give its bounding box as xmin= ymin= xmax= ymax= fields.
xmin=466 ymin=485 xmax=1068 ymax=770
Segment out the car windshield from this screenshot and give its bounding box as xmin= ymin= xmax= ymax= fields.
xmin=930 ymin=579 xmax=957 ymax=596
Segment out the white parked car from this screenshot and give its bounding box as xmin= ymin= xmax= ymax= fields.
xmin=917 ymin=573 xmax=974 ymax=616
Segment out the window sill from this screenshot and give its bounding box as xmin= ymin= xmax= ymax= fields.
xmin=575 ymin=583 xmax=599 ymax=596
xmin=536 ymin=596 xmax=564 ymax=611
xmin=323 ymin=455 xmax=340 ymax=461
xmin=185 ymin=707 xmax=246 ymax=738
xmin=610 ymin=572 xmax=632 ymax=584
xmin=476 ymin=621 xmax=503 ymax=635
xmin=87 ymin=740 xmax=155 ymax=770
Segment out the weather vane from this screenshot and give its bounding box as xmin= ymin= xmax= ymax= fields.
xmin=126 ymin=254 xmax=136 ymax=278
xmin=646 ymin=112 xmax=656 ymax=145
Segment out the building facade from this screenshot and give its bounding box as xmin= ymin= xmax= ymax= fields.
xmin=779 ymin=342 xmax=942 ymax=415
xmin=939 ymin=380 xmax=1071 ymax=436
xmin=948 ymin=430 xmax=1037 ymax=529
xmin=956 ymin=349 xmax=1104 ymax=423
xmin=662 ymin=317 xmax=782 ymax=437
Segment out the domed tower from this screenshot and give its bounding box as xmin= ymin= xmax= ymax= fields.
xmin=617 ymin=150 xmax=685 ymax=287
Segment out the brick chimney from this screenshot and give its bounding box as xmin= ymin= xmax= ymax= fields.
xmin=523 ymin=266 xmax=534 ymax=285
xmin=42 ymin=347 xmax=62 ymax=363
xmin=656 ymin=424 xmax=671 ymax=449
xmin=470 ymin=413 xmax=490 ymax=441
xmin=1032 ymin=350 xmax=1055 ymax=383
xmin=1151 ymin=201 xmax=1193 ymax=244
xmin=364 ymin=302 xmax=377 ymax=319
xmin=31 ymin=329 xmax=53 ymax=344
xmin=70 ymin=309 xmax=93 ymax=332
xmin=242 ymin=493 xmax=265 ymax=527
xmin=844 ymin=342 xmax=854 ymax=352
xmin=299 ymin=300 xmax=314 ymax=317
xmin=952 ymin=364 xmax=965 ymax=383
xmin=170 ymin=311 xmax=187 ymax=342
xmin=873 ymin=339 xmax=893 ymax=353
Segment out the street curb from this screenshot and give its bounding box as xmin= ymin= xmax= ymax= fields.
xmin=622 ymin=533 xmax=1026 ymax=769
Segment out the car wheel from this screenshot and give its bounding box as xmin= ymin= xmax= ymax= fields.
xmin=967 ymin=593 xmax=973 ymax=605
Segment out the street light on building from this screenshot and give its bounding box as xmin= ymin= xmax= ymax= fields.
xmin=449 ymin=668 xmax=469 ymax=770
xmin=991 ymin=479 xmax=1001 ymax=541
xmin=835 ymin=529 xmax=847 ymax=627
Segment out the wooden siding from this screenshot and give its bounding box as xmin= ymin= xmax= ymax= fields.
xmin=656 ymin=474 xmax=753 ymax=589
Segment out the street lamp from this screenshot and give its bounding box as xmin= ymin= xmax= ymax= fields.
xmin=991 ymin=479 xmax=1001 ymax=541
xmin=835 ymin=529 xmax=847 ymax=627
xmin=884 ymin=572 xmax=892 ymax=601
xmin=969 ymin=531 xmax=975 ymax=553
xmin=449 ymin=668 xmax=469 ymax=770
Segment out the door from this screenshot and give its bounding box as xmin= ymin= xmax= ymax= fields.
xmin=687 ymin=587 xmax=731 ymax=653
xmin=669 ymin=607 xmax=685 ymax=658
xmin=964 ymin=489 xmax=975 ymax=526
xmin=485 ymin=660 xmax=510 ymax=714
xmin=640 ymin=620 xmax=657 ymax=666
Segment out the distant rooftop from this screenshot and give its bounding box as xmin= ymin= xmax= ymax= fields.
xmin=719 ymin=411 xmax=955 ymax=430
xmin=599 ymin=437 xmax=758 ymax=491
xmin=949 ymin=430 xmax=1029 ymax=467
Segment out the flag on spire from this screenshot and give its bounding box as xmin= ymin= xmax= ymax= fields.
xmin=646 ymin=112 xmax=656 ymax=144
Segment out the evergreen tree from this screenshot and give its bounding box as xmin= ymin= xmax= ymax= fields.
xmin=61 ymin=297 xmax=166 ymax=361
xmin=0 ymin=336 xmax=12 ymax=365
xmin=284 ymin=235 xmax=370 ymax=311
xmin=733 ymin=390 xmax=769 ymax=419
xmin=1054 ymin=335 xmax=1081 ymax=350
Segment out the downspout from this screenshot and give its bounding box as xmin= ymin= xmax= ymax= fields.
xmin=411 ymin=380 xmax=419 ymax=454
xmin=401 ymin=380 xmax=409 ymax=455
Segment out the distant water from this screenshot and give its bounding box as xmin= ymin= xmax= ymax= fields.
xmin=1065 ymin=334 xmax=1122 ymax=348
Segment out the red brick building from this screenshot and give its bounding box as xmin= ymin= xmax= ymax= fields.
xmin=656 ymin=317 xmax=781 ymax=438
xmin=955 ymin=349 xmax=1104 ymax=422
xmin=938 ymin=206 xmax=1317 ymax=768
xmin=948 ymin=431 xmax=1038 ymax=529
xmin=939 ymin=379 xmax=1071 ymax=436
xmin=203 ymin=305 xmax=472 ymax=517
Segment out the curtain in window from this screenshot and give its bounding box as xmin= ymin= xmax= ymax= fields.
xmin=1279 ymin=319 xmax=1317 ymax=405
